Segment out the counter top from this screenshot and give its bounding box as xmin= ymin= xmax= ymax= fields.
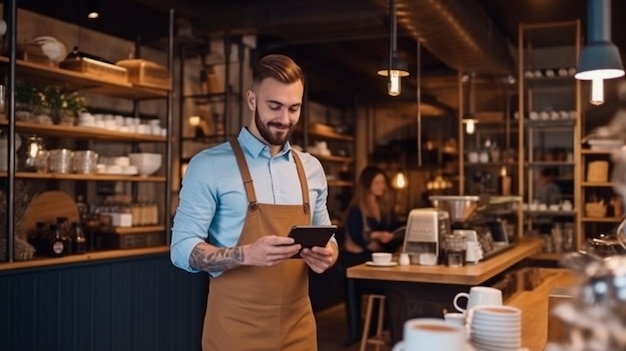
xmin=0 ymin=246 xmax=170 ymax=272
xmin=346 ymin=237 xmax=544 ymax=285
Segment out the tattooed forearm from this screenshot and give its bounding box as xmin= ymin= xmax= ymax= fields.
xmin=190 ymin=243 xmax=245 ymax=273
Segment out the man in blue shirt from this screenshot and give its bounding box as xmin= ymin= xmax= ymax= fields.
xmin=171 ymin=54 xmax=339 ymax=351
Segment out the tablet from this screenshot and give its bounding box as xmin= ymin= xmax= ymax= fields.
xmin=288 ymin=225 xmax=337 ymax=258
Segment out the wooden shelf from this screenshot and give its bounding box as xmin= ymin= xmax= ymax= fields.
xmin=0 ymin=171 xmax=166 ymax=182
xmin=525 ymin=161 xmax=575 ymax=167
xmin=114 ymin=225 xmax=166 ymax=235
xmin=524 ymin=210 xmax=576 ymax=216
xmin=0 ymin=120 xmax=167 ymax=142
xmin=582 ymin=182 xmax=615 ymax=187
xmin=311 ymin=153 xmax=353 ymax=163
xmin=0 ymin=56 xmax=169 ymax=99
xmin=307 ymin=129 xmax=354 ymax=142
xmin=525 ymin=118 xmax=576 ymax=128
xmin=581 ymin=217 xmax=622 ymax=223
xmin=465 ymin=162 xmax=516 ymax=167
xmin=327 ymin=179 xmax=354 ymax=187
xmin=581 ymin=149 xmax=615 ymax=155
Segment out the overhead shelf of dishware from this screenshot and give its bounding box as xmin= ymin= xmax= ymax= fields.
xmin=0 ymin=120 xmax=167 ymax=142
xmin=0 ymin=56 xmax=169 ymax=99
xmin=0 ymin=171 xmax=166 ymax=182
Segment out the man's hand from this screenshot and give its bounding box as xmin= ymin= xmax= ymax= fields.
xmin=301 ymin=241 xmax=338 ymax=273
xmin=243 ymin=235 xmax=301 ymax=267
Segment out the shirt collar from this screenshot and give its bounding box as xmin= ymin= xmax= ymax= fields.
xmin=237 ymin=128 xmax=292 ymax=160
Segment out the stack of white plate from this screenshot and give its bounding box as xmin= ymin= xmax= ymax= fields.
xmin=469 ymin=305 xmax=521 ymax=351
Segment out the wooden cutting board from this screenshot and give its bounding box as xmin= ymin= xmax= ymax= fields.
xmin=21 ymin=191 xmax=79 ymax=239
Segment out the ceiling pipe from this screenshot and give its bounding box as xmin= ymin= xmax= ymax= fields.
xmin=371 ymin=0 xmax=515 ymax=75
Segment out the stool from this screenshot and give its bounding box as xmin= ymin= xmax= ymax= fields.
xmin=359 ymin=294 xmax=388 ymax=351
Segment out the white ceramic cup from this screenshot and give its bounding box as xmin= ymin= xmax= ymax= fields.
xmin=392 ymin=318 xmax=466 ymax=351
xmin=372 ymin=252 xmax=392 ymax=264
xmin=453 ymin=286 xmax=502 ymax=313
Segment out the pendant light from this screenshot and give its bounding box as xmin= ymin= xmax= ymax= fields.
xmin=377 ymin=0 xmax=409 ymax=96
xmin=462 ymin=73 xmax=477 ymax=134
xmin=575 ymin=0 xmax=624 ymax=106
xmin=86 ymin=0 xmax=99 ymax=19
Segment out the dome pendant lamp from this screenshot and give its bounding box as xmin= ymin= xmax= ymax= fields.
xmin=575 ymin=0 xmax=624 ymax=106
xmin=377 ymin=0 xmax=409 ymax=96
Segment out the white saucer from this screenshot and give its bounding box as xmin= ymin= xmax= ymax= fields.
xmin=365 ymin=261 xmax=398 ymax=267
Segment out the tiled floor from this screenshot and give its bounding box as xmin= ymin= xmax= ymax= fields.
xmin=316 ymin=303 xmax=392 ymax=351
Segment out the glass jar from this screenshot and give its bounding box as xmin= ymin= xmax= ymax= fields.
xmin=21 ymin=135 xmax=45 ymax=171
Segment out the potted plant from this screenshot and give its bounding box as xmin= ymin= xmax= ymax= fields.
xmin=14 ymin=82 xmax=40 ymax=122
xmin=43 ymin=85 xmax=86 ymax=126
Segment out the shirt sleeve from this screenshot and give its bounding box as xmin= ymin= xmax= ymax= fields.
xmin=306 ymin=154 xmax=332 ymax=226
xmin=170 ymin=152 xmax=218 ymax=273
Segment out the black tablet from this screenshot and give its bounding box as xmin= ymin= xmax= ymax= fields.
xmin=288 ymin=225 xmax=337 ymax=258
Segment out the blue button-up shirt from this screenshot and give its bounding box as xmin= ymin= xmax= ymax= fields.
xmin=170 ymin=128 xmax=332 ymax=275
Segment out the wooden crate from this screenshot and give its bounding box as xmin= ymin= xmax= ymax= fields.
xmin=116 ymin=59 xmax=171 ymax=89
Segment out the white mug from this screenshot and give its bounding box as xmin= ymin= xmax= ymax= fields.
xmin=453 ymin=286 xmax=502 ymax=313
xmin=465 ymin=241 xmax=481 ymax=264
xmin=392 ymin=318 xmax=466 ymax=351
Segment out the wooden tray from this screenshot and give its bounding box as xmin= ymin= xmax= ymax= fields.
xmin=59 ymin=57 xmax=128 ymax=83
xmin=22 ymin=190 xmax=79 ymax=239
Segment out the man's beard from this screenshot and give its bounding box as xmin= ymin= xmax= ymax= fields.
xmin=254 ymin=107 xmax=296 ymax=146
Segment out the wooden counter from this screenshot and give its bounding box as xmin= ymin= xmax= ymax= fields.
xmin=0 ymin=246 xmax=169 ymax=272
xmin=347 ymin=237 xmax=544 ymax=285
xmin=507 ymin=269 xmax=576 ymax=351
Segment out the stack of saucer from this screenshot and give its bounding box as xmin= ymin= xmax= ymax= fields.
xmin=469 ymin=305 xmax=521 ymax=351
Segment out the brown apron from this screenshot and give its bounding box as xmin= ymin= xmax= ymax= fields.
xmin=201 ymin=138 xmax=317 ymax=351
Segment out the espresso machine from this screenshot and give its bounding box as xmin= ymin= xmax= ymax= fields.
xmin=428 ymin=195 xmax=515 ymax=262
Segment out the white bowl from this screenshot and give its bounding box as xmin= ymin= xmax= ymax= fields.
xmin=128 ymin=153 xmax=162 ymax=176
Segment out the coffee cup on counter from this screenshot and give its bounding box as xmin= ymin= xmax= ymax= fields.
xmin=392 ymin=318 xmax=468 ymax=351
xmin=372 ymin=252 xmax=392 ymax=265
xmin=453 ymin=286 xmax=502 ymax=313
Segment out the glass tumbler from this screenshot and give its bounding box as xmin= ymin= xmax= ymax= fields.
xmin=444 ymin=233 xmax=467 ymax=267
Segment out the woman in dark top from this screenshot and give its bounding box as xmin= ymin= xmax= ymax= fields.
xmin=339 ymin=166 xmax=401 ymax=344
xmin=342 ymin=166 xmax=399 ymax=267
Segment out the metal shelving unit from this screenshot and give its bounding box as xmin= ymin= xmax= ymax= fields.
xmin=0 ymin=3 xmax=175 ymax=262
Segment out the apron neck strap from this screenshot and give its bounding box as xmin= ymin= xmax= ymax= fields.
xmin=230 ymin=137 xmax=258 ymax=206
xmin=291 ymin=151 xmax=311 ymax=215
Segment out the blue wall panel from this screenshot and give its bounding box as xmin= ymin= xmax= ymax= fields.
xmin=0 ymin=254 xmax=208 ymax=351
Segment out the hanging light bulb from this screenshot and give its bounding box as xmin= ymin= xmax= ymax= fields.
xmin=87 ymin=0 xmax=100 ymax=19
xmin=392 ymin=171 xmax=408 ymax=189
xmin=465 ymin=119 xmax=476 ymax=134
xmin=388 ymin=70 xmax=401 ymax=96
xmin=376 ymin=0 xmax=409 ymax=96
xmin=590 ymin=78 xmax=605 ymax=105
xmin=462 ymin=72 xmax=477 ymax=134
